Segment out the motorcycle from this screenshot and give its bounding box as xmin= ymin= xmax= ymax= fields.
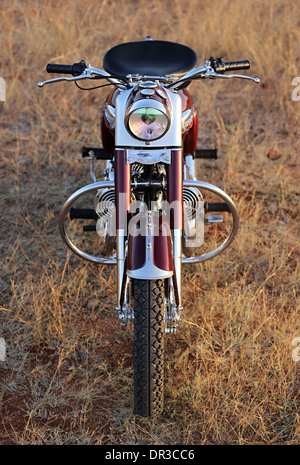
xmin=38 ymin=38 xmax=259 ymax=417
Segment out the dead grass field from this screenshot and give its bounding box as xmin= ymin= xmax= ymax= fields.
xmin=0 ymin=0 xmax=299 ymax=445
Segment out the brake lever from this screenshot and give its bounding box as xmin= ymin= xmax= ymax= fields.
xmin=168 ymin=64 xmax=259 ymax=90
xmin=201 ymin=68 xmax=260 ymax=83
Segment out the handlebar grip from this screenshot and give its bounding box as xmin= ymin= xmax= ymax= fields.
xmin=209 ymin=57 xmax=250 ymax=74
xmin=46 ymin=64 xmax=73 ymax=74
xmin=46 ymin=61 xmax=86 ymax=76
xmin=223 ymin=60 xmax=250 ymax=72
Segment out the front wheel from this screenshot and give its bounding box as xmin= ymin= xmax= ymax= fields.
xmin=132 ymin=279 xmax=165 ymax=417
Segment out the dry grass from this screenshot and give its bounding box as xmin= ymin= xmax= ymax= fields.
xmin=0 ymin=0 xmax=299 ymax=445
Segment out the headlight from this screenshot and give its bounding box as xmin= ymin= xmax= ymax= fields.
xmin=126 ymin=100 xmax=170 ymax=141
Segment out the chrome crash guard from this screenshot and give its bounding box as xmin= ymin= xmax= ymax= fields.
xmin=58 ymin=149 xmax=239 ymax=316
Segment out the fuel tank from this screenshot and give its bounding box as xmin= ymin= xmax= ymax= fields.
xmin=101 ymin=87 xmax=198 ymax=155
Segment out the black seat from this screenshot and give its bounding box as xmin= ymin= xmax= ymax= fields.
xmin=103 ymin=40 xmax=198 ymax=76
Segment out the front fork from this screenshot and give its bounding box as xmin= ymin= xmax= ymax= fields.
xmin=115 ymin=149 xmax=131 ymax=309
xmin=114 ymin=149 xmax=183 ymax=311
xmin=167 ymin=150 xmax=183 ymax=308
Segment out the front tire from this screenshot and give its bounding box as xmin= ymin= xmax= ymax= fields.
xmin=132 ymin=279 xmax=165 ymax=417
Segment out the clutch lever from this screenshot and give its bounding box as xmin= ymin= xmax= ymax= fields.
xmin=38 ymin=72 xmax=92 ymax=87
xmin=38 ymin=64 xmax=128 ymax=88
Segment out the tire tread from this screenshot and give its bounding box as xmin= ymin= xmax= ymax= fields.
xmin=133 ymin=279 xmax=165 ymax=417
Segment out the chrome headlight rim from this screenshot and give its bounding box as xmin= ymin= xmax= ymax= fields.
xmin=125 ymin=99 xmax=170 ymax=142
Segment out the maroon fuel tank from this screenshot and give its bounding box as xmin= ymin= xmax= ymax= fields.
xmin=100 ymin=87 xmax=198 ymax=155
xmin=101 ymin=88 xmax=119 ymax=153
xmin=180 ymin=88 xmax=198 ymax=156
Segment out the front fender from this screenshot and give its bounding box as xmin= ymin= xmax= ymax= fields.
xmin=127 ymin=211 xmax=173 ymax=280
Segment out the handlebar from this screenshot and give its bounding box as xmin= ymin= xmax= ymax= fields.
xmin=39 ymin=57 xmax=259 ymax=89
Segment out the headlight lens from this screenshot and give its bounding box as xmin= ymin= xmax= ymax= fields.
xmin=128 ymin=107 xmax=169 ymax=141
